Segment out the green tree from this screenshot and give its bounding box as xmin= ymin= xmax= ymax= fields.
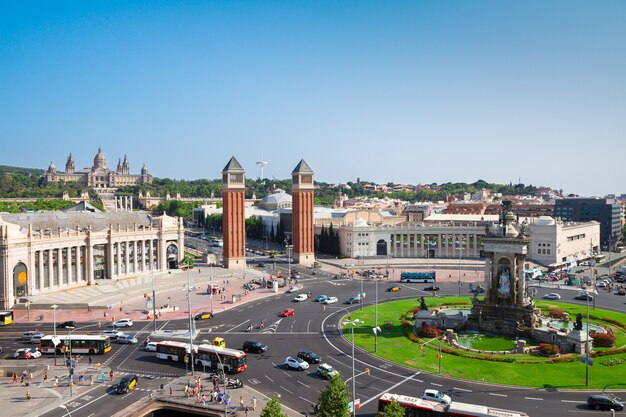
xmin=318 ymin=373 xmax=350 ymax=417
xmin=382 ymin=400 xmax=406 ymax=417
xmin=259 ymin=395 xmax=288 ymax=417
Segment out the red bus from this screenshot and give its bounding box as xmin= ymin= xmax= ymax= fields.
xmin=378 ymin=393 xmax=530 ymax=417
xmin=195 ymin=344 xmax=248 ymax=373
xmin=156 ymin=341 xmax=193 ymax=362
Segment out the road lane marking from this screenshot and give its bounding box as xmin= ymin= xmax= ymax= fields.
xmin=265 ymin=375 xmax=274 ymax=382
xmin=307 ymin=320 xmax=311 ymax=333
xmin=430 ymin=383 xmax=442 ymax=387
xmin=560 ymin=400 xmax=580 ymax=403
xmin=225 ymin=319 xmax=250 ymax=333
xmin=489 ymin=393 xmax=508 ymax=397
xmin=360 ymin=371 xmax=421 ymax=407
xmin=279 ymin=385 xmax=293 ymax=394
xmin=299 ymin=395 xmax=315 ymax=404
xmin=453 ymin=387 xmax=472 ymax=392
xmin=524 ymin=397 xmax=543 ymax=401
xmin=297 ymin=380 xmax=310 ymax=388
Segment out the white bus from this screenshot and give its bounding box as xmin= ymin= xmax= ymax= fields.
xmin=156 ymin=340 xmax=193 ymax=362
xmin=40 ymin=334 xmax=112 ymax=355
xmin=195 ymin=344 xmax=248 ymax=373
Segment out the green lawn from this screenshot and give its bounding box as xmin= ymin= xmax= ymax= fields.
xmin=344 ymin=297 xmax=626 ymax=389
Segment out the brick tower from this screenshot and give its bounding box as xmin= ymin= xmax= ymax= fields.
xmin=291 ymin=159 xmax=315 ymax=266
xmin=222 ymin=157 xmax=246 ymax=269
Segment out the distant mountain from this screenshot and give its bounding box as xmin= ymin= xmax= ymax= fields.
xmin=0 ymin=165 xmax=45 ymax=176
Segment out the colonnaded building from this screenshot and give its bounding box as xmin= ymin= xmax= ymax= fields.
xmin=0 ymin=211 xmax=184 ymax=310
xmin=43 ymin=148 xmax=152 ymax=188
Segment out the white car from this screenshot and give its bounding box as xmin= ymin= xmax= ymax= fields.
xmin=321 ymin=297 xmax=338 ymax=304
xmin=294 ymin=294 xmax=308 ymax=302
xmin=284 ymin=356 xmax=310 ymax=371
xmin=543 ymin=293 xmax=561 ymax=300
xmin=14 ymin=348 xmax=42 ymax=359
xmin=113 ymin=319 xmax=133 ymax=328
xmin=101 ymin=330 xmax=125 ymax=340
xmin=287 ymin=286 xmax=299 ymax=293
xmin=145 ymin=342 xmax=158 ymax=352
xmin=422 ymin=389 xmax=452 ymax=405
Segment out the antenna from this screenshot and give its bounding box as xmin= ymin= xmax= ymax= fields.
xmin=256 ymin=150 xmax=268 ymax=179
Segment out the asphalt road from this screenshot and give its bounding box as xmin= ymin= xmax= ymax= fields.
xmin=3 ymin=262 xmax=626 ymax=417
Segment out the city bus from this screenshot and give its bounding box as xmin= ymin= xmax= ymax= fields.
xmin=378 ymin=393 xmax=530 ymax=417
xmin=156 ymin=340 xmax=193 ymax=362
xmin=195 ymin=344 xmax=248 ymax=373
xmin=400 ymin=271 xmax=436 ymax=283
xmin=0 ymin=311 xmax=14 ymax=326
xmin=40 ymin=335 xmax=112 ymax=355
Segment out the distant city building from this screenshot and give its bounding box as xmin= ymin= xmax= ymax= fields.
xmin=258 ymin=188 xmax=292 ymax=210
xmin=554 ymin=198 xmax=622 ymax=248
xmin=526 ymin=216 xmax=600 ymax=266
xmin=0 ymin=211 xmax=184 ymax=310
xmin=405 ymin=204 xmax=433 ymax=222
xmin=43 ymin=148 xmax=152 ymax=188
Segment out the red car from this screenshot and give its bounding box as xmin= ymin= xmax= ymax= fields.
xmin=280 ymin=308 xmax=295 ymax=317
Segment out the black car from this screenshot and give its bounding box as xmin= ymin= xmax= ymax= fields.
xmin=257 ymin=262 xmax=266 ymax=268
xmin=116 ymin=374 xmax=138 ymax=394
xmin=574 ymin=293 xmax=594 ymax=301
xmin=57 ymin=321 xmax=76 ymax=329
xmin=587 ymin=394 xmax=623 ymax=411
xmin=242 ymin=340 xmax=268 ymax=353
xmin=297 ymin=350 xmax=322 ymax=364
xmin=424 ymin=286 xmax=440 ymax=292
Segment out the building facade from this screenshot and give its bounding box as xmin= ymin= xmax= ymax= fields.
xmin=221 ymin=157 xmax=246 ymax=269
xmin=0 ymin=211 xmax=184 ymax=310
xmin=43 ymin=148 xmax=152 ymax=188
xmin=291 ymin=160 xmax=315 ymax=266
xmin=554 ymin=198 xmax=622 ymax=248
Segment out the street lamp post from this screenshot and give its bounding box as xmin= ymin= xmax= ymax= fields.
xmin=375 ymin=275 xmax=379 ymax=351
xmin=215 ymin=353 xmax=228 ymax=416
xmin=421 ymin=337 xmax=442 ymax=373
xmin=187 ymin=266 xmax=195 ymax=375
xmin=342 ymin=316 xmax=364 ymax=417
xmin=52 ymin=304 xmax=58 ymax=365
xmin=151 ymin=269 xmax=157 ymax=333
xmin=584 ymin=289 xmax=598 ymax=387
xmin=457 ymin=247 xmax=462 ymax=297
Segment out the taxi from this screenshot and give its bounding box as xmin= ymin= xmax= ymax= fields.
xmin=194 ymin=311 xmax=214 ymax=321
xmin=386 ymin=286 xmax=401 ymax=292
xmin=317 ymin=363 xmax=339 ymax=380
xmin=116 ymin=374 xmax=138 ymax=394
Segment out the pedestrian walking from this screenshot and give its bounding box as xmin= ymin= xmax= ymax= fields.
xmin=169 ymin=386 xmax=173 ymax=397
xmin=12 ymin=373 xmax=17 ymax=384
xmin=43 ymin=371 xmax=48 ymax=383
xmin=54 ymin=376 xmax=59 ymax=387
xmin=89 ymin=356 xmax=92 ymax=365
xmin=20 ymin=375 xmax=24 ymax=386
xmin=100 ymin=373 xmax=105 ymax=384
xmin=245 ymin=406 xmax=249 ymax=417
xmin=252 ymin=396 xmax=257 ymax=410
xmin=201 ymin=393 xmax=206 ymax=406
xmin=109 ymin=370 xmax=113 ymax=381
xmin=26 ymin=388 xmax=31 ymax=401
xmin=240 ymin=395 xmax=244 ymax=410
xmin=184 ymin=384 xmax=189 ymax=398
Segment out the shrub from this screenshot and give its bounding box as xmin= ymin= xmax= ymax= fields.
xmin=601 ymin=317 xmax=626 ymax=330
xmin=592 ymin=346 xmax=626 ymax=357
xmin=418 ymin=325 xmax=441 ymax=338
xmin=548 ymin=306 xmax=565 ymax=319
xmin=601 ymin=358 xmax=625 ymax=367
xmin=538 ymin=343 xmax=560 ymax=355
xmin=592 ymin=332 xmax=616 ymax=348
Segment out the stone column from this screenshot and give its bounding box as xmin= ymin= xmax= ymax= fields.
xmin=116 ymin=242 xmax=122 ymax=275
xmin=66 ymin=246 xmax=72 ymax=284
xmin=133 ymin=240 xmax=138 ymax=273
xmin=124 ymin=240 xmax=130 ymax=274
xmin=76 ymin=246 xmax=82 ymax=281
xmin=38 ymin=250 xmax=44 ymax=290
xmin=106 ymin=240 xmax=114 ymax=279
xmin=149 ymin=239 xmax=154 ymax=271
xmin=56 ymin=248 xmax=62 ymax=287
xmin=86 ymin=244 xmax=94 ymax=285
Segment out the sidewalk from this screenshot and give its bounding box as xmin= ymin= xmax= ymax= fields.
xmin=13 ymin=266 xmax=288 ymax=326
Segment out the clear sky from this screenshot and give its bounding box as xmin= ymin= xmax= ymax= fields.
xmin=1 ymin=1 xmax=624 ymax=196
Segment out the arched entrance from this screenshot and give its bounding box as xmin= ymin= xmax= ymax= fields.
xmin=376 ymin=240 xmax=388 ymax=256
xmin=167 ymin=244 xmax=179 ymax=269
xmin=13 ymin=263 xmax=28 ymax=298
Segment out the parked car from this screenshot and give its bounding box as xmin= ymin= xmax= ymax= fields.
xmin=21 ymin=331 xmax=44 ymax=341
xmin=117 ymin=335 xmax=138 ymax=344
xmin=280 ymin=308 xmax=296 ymax=317
xmin=57 ymin=321 xmax=76 ymax=329
xmin=587 ymin=394 xmax=623 ymax=411
xmin=543 ymin=293 xmax=561 ymax=300
xmin=194 ymin=312 xmax=214 ymax=320
xmin=317 ymin=363 xmax=339 ymax=379
xmin=321 ymin=297 xmax=338 ymax=305
xmin=145 ymin=342 xmax=158 ymax=352
xmin=386 ymin=286 xmax=401 ymax=292
xmin=422 ymin=389 xmax=452 ymax=405
xmin=14 ymin=348 xmax=42 ymax=359
xmin=116 ymin=374 xmax=139 ymax=394
xmin=346 ymin=296 xmax=362 ymax=304
xmin=313 ymin=295 xmax=329 ymax=302
xmin=242 ymin=340 xmax=268 ymax=353
xmin=297 ymin=350 xmax=322 ymax=364
xmin=293 ymin=294 xmax=308 ymax=302
xmin=113 ymin=319 xmax=133 ymax=328
xmin=284 ymin=356 xmax=309 ymax=370
xmin=101 ymin=330 xmax=124 ymax=340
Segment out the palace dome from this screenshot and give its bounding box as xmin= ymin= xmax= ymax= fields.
xmin=93 ymin=148 xmax=107 ymax=170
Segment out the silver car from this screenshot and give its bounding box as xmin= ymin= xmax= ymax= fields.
xmin=116 ymin=335 xmax=138 ymax=344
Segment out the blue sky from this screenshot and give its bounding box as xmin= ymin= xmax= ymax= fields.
xmin=1 ymin=1 xmax=624 ymax=196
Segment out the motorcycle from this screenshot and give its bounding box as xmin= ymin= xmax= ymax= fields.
xmin=225 ymin=378 xmax=244 ymax=389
